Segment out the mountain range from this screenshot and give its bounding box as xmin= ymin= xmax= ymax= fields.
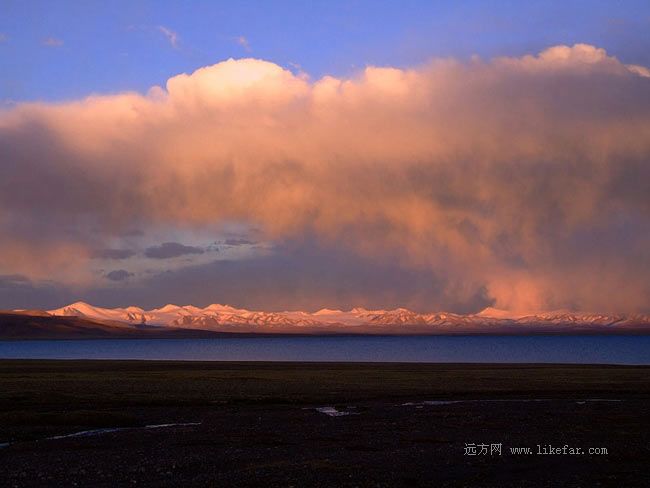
xmin=27 ymin=301 xmax=650 ymax=336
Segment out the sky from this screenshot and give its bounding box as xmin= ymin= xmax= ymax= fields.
xmin=1 ymin=1 xmax=649 ymax=313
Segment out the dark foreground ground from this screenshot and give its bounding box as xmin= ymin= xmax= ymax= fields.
xmin=0 ymin=361 xmax=649 ymax=487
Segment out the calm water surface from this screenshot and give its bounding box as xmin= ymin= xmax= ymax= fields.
xmin=0 ymin=336 xmax=648 ymax=364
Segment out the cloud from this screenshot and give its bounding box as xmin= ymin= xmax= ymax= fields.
xmin=140 ymin=242 xmax=490 ymax=313
xmin=0 ymin=274 xmax=30 ymax=286
xmin=1 ymin=44 xmax=649 ymax=312
xmin=37 ymin=242 xmax=491 ymax=312
xmin=0 ymin=274 xmax=69 ymax=310
xmin=92 ymin=248 xmax=137 ymax=260
xmin=627 ymin=64 xmax=650 ymax=77
xmin=42 ymin=37 xmax=63 ymax=47
xmin=144 ymin=242 xmax=205 ymax=259
xmin=223 ymin=238 xmax=255 ymax=246
xmin=235 ymin=36 xmax=251 ymax=52
xmin=157 ymin=26 xmax=179 ymax=49
xmin=105 ymin=269 xmax=133 ymax=281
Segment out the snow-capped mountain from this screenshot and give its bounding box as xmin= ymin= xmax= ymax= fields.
xmin=44 ymin=302 xmax=650 ymax=334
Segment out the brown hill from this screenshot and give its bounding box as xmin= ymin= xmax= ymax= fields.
xmin=0 ymin=312 xmax=226 ymax=340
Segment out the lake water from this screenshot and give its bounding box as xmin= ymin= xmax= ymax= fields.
xmin=0 ymin=336 xmax=649 ymax=364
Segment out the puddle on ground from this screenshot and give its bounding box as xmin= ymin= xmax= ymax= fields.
xmin=46 ymin=422 xmax=202 ymax=441
xmin=400 ymin=399 xmax=623 ymax=407
xmin=314 ymin=406 xmax=356 ymax=417
xmin=144 ymin=422 xmax=201 ymax=429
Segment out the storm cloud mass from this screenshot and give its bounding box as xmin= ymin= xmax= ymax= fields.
xmin=144 ymin=242 xmax=205 ymax=259
xmin=1 ymin=44 xmax=649 ymax=312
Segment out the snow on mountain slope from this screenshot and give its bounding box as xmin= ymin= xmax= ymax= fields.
xmin=476 ymin=307 xmax=536 ymax=320
xmin=44 ymin=302 xmax=650 ymax=334
xmin=48 ymin=302 xmax=147 ymax=326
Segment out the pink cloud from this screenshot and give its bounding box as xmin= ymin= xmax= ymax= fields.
xmin=42 ymin=37 xmax=64 ymax=47
xmin=1 ymin=44 xmax=649 ymax=312
xmin=157 ymin=26 xmax=179 ymax=49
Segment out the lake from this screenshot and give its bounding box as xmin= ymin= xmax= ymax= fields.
xmin=0 ymin=335 xmax=649 ymax=364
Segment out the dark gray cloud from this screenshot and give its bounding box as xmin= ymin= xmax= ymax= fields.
xmin=223 ymin=238 xmax=256 ymax=246
xmin=92 ymin=248 xmax=137 ymax=260
xmin=0 ymin=274 xmax=29 ymax=285
xmin=120 ymin=229 xmax=145 ymax=237
xmin=1 ymin=242 xmax=493 ymax=312
xmin=71 ymin=241 xmax=494 ymax=313
xmin=144 ymin=242 xmax=204 ymax=259
xmin=105 ymin=269 xmax=134 ymax=282
xmin=0 ymin=275 xmax=69 ymax=310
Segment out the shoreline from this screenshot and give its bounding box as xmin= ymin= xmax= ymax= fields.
xmin=4 ymin=330 xmax=650 ymax=341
